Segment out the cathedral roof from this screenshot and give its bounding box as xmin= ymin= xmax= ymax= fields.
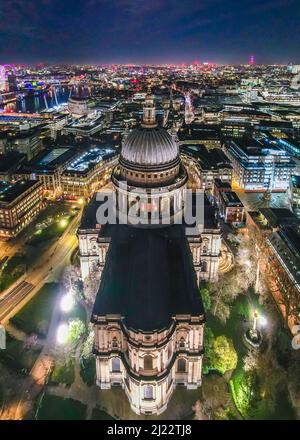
xmin=92 ymin=224 xmax=205 ymax=332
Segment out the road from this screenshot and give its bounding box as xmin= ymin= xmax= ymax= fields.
xmin=0 ymin=208 xmax=81 ymax=324
xmin=0 ymin=282 xmax=34 ymax=321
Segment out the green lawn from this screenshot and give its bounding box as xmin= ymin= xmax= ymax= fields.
xmin=0 ymin=332 xmax=41 ymax=373
xmin=0 ymin=255 xmax=27 ymax=293
xmin=206 ymin=292 xmax=297 ymax=420
xmin=28 ymin=217 xmax=73 ymax=245
xmin=37 ymin=394 xmax=87 ymax=420
xmin=10 ymin=283 xmax=59 ymax=337
xmin=26 ymin=202 xmax=76 ymax=246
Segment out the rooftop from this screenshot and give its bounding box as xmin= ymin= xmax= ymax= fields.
xmin=214 ymin=178 xmax=232 ymax=191
xmin=226 ymin=137 xmax=295 ymax=160
xmin=220 ymin=191 xmax=244 ymax=207
xmin=259 ymin=208 xmax=299 ymax=229
xmin=0 ymin=152 xmax=26 ymax=172
xmin=65 ymin=147 xmax=116 ymax=173
xmin=25 ymin=147 xmax=78 ymax=171
xmin=0 ymin=180 xmax=39 ymax=204
xmin=92 ymin=224 xmax=204 ymax=331
xmin=64 ymin=112 xmax=104 ymax=131
xmin=180 ymin=144 xmax=232 ymax=170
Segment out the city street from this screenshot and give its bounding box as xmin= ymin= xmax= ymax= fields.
xmin=0 ymin=207 xmax=81 ymax=324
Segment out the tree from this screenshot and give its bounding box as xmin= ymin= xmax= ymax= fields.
xmin=233 ymin=370 xmax=260 ymax=417
xmin=211 ymin=335 xmax=238 ymax=374
xmin=203 ymin=326 xmax=215 ymax=373
xmin=199 ymin=282 xmax=212 ymax=312
xmin=68 ymin=319 xmax=86 ymax=345
xmin=81 ymin=325 xmax=94 ymax=360
xmin=74 ymin=279 xmax=84 ymax=300
xmin=210 ymin=270 xmax=240 ymax=323
xmin=84 ymin=271 xmax=101 ymax=306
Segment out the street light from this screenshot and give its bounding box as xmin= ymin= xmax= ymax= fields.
xmin=59 ymin=218 xmax=68 ymax=228
xmin=56 ymin=323 xmax=69 ymax=344
xmin=260 ymin=315 xmax=267 ymax=327
xmin=60 ymin=293 xmax=74 ymax=313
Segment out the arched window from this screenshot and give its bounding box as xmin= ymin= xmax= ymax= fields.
xmin=144 ymin=385 xmax=153 ymax=400
xmin=144 ymin=355 xmax=153 ymax=370
xmin=112 ymin=357 xmax=120 ymax=372
xmin=111 ymin=337 xmax=118 ymax=348
xmin=177 ymin=359 xmax=186 ymax=373
xmin=179 ymin=337 xmax=185 ymax=349
xmin=201 ymin=261 xmax=207 ymax=272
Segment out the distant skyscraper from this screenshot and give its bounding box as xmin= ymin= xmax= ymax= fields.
xmin=250 ymin=55 xmax=255 ymax=66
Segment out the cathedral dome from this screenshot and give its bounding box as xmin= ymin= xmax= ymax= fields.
xmin=114 ymin=88 xmax=185 ymax=191
xmin=120 ymin=126 xmax=179 ymax=168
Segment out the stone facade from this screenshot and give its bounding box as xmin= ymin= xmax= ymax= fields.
xmin=79 ymin=218 xmax=221 ymax=284
xmin=92 ymin=315 xmax=204 ymax=415
xmin=78 ymin=92 xmax=221 ymax=415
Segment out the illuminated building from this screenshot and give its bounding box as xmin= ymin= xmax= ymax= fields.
xmin=17 ymin=147 xmax=79 ymax=199
xmin=68 ymin=97 xmax=89 ymax=117
xmin=180 ymin=144 xmax=232 ymax=190
xmin=0 ymin=180 xmax=44 ymax=238
xmin=213 ymin=177 xmax=245 ymax=225
xmin=290 ymin=175 xmax=300 ymax=219
xmin=225 ymin=138 xmax=295 ymax=192
xmin=178 ymin=124 xmax=221 ymax=149
xmin=247 ymin=209 xmax=300 ymax=331
xmin=63 ymin=111 xmax=105 ymax=137
xmin=0 ymin=125 xmax=44 ymax=161
xmin=275 ymin=137 xmax=300 ymax=160
xmin=215 ymin=188 xmax=245 ymax=225
xmin=61 ymin=147 xmax=118 ymax=200
xmin=79 ymin=92 xmax=210 ymax=415
xmin=221 ymin=119 xmax=252 ymax=138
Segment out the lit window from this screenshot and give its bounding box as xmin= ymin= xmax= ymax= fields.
xmin=144 ymin=385 xmax=154 ymax=400
xmin=112 ymin=357 xmax=120 ymax=372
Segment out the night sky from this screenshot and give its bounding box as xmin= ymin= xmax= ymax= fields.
xmin=0 ymin=0 xmax=300 ymax=64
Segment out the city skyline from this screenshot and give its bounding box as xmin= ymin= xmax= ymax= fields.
xmin=0 ymin=6 xmax=300 ymax=421
xmin=0 ymin=0 xmax=300 ymax=64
